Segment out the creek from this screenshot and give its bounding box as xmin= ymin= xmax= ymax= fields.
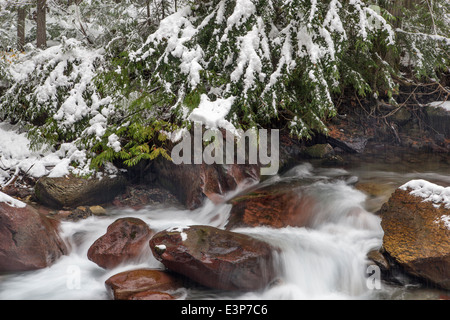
xmin=0 ymin=144 xmax=449 ymax=300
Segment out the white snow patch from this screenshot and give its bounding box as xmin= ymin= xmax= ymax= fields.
xmin=428 ymin=101 xmax=450 ymax=112
xmin=107 ymin=134 xmax=121 ymax=153
xmin=8 ymin=39 xmax=105 ymax=129
xmin=160 ymin=128 xmax=188 ymax=143
xmin=135 ymin=6 xmax=204 ymax=89
xmin=188 ymin=94 xmax=237 ymax=134
xmin=0 ymin=191 xmax=26 ymax=208
xmin=225 ymin=0 xmax=256 ymax=31
xmin=0 ymin=122 xmax=99 ymax=185
xmin=230 ymin=18 xmax=268 ymax=95
xmin=400 ymin=179 xmax=450 ymax=209
xmin=48 ymin=158 xmax=71 ymax=178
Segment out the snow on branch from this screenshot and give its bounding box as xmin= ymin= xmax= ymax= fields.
xmin=129 ymin=0 xmax=395 ymax=137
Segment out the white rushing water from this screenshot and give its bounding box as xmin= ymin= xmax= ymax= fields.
xmin=0 ymin=162 xmax=412 ymax=300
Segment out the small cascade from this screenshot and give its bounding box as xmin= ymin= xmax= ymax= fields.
xmin=0 ymin=160 xmax=448 ymax=300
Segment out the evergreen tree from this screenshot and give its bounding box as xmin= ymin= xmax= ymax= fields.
xmin=110 ymin=0 xmax=400 ymax=138
xmin=0 ymin=0 xmax=448 ymax=174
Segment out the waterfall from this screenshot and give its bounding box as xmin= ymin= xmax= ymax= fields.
xmin=2 ymin=160 xmax=447 ymax=300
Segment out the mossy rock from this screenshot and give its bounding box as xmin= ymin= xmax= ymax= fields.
xmin=304 ymin=143 xmax=334 ymax=159
xmin=34 ymin=174 xmax=127 ymax=209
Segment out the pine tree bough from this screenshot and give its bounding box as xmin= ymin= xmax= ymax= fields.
xmin=0 ymin=0 xmax=448 ymax=175
xmin=127 ymin=0 xmax=400 ymax=139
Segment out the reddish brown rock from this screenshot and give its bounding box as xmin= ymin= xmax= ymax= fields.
xmin=0 ymin=201 xmax=68 ymax=271
xmin=87 ymin=217 xmax=153 ymax=269
xmin=152 ymin=157 xmax=260 ymax=209
xmin=379 ymin=186 xmax=450 ymax=290
xmin=104 ymin=268 xmax=182 ymax=300
xmin=225 ymin=163 xmax=260 ymax=189
xmin=128 ymin=290 xmax=176 ymax=300
xmin=225 ymin=181 xmax=315 ymax=230
xmin=152 ymin=159 xmax=222 ymax=209
xmin=149 ymin=225 xmax=277 ymax=291
xmin=34 ymin=174 xmax=127 ymax=209
xmin=198 ymin=163 xmax=234 ymax=205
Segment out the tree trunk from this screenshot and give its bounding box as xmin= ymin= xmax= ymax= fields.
xmin=146 ymin=0 xmax=151 ymax=25
xmin=36 ymin=0 xmax=46 ymax=48
xmin=17 ymin=7 xmax=26 ymax=51
xmin=161 ymin=0 xmax=166 ymax=20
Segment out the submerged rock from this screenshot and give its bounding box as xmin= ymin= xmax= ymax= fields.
xmin=379 ymin=180 xmax=450 ymax=290
xmin=34 ymin=174 xmax=127 ymax=209
xmin=0 ymin=198 xmax=68 ymax=271
xmin=87 ymin=217 xmax=153 ymax=269
xmin=44 ymin=205 xmax=107 ymax=222
xmin=104 ymin=269 xmax=182 ymax=300
xmin=149 ymin=225 xmax=277 ymax=291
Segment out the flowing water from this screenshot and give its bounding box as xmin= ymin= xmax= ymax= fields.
xmin=0 ymin=146 xmax=449 ymax=300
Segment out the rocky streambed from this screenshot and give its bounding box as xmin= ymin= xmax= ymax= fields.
xmin=0 ymin=141 xmax=449 ymax=300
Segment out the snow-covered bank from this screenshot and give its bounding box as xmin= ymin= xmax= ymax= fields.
xmin=0 ymin=190 xmax=27 ymax=207
xmin=0 ymin=122 xmax=89 ymax=186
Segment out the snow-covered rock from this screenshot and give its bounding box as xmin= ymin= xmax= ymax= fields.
xmin=380 ymin=180 xmax=450 ymax=290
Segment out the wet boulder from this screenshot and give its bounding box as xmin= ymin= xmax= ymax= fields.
xmin=0 ymin=193 xmax=68 ymax=271
xmin=149 ymin=225 xmax=277 ymax=291
xmin=152 ymin=159 xmax=227 ymax=209
xmin=225 ymin=163 xmax=260 ymax=188
xmin=303 ymin=143 xmax=334 ymax=159
xmin=34 ymin=174 xmax=127 ymax=209
xmin=379 ymin=180 xmax=450 ymax=290
xmin=225 ymin=180 xmax=316 ymax=230
xmin=87 ymin=217 xmax=153 ymax=269
xmin=151 ymin=158 xmax=259 ymax=210
xmin=104 ymin=269 xmax=182 ymax=300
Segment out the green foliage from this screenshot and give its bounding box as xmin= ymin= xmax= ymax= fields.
xmin=90 ymin=121 xmax=175 ymax=170
xmin=122 ymin=0 xmax=409 ymax=139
